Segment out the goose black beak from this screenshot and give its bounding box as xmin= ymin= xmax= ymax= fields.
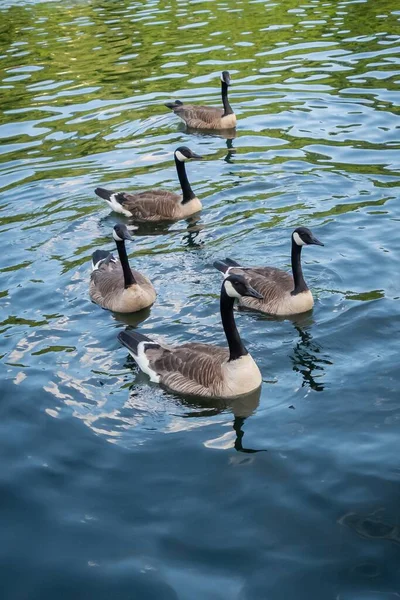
xmin=124 ymin=232 xmax=133 ymax=241
xmin=244 ymin=286 xmax=263 ymax=300
xmin=310 ymin=235 xmax=324 ymax=246
xmin=191 ymin=152 xmax=203 ymax=160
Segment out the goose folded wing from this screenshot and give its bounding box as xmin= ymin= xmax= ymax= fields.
xmin=225 ymin=267 xmax=294 ymax=309
xmin=90 ymin=266 xmax=124 ymax=297
xmin=129 ymin=269 xmax=153 ymax=287
xmin=246 ymin=266 xmax=293 ymax=284
xmin=117 ymin=190 xmax=181 ymax=221
xmin=176 ymin=105 xmax=224 ymax=127
xmin=148 ymin=343 xmax=228 ymax=396
xmin=91 ymin=266 xmax=149 ymax=289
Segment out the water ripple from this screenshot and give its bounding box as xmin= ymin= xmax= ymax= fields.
xmin=1 ymin=0 xmax=400 ymax=597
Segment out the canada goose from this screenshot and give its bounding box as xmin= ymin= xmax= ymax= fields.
xmin=165 ymin=71 xmax=237 ymax=130
xmin=89 ymin=224 xmax=156 ymax=313
xmin=94 ymin=146 xmax=203 ymax=222
xmin=118 ymin=274 xmax=263 ymax=399
xmin=214 ymin=227 xmax=324 ymax=316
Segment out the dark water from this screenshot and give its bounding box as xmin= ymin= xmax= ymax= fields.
xmin=1 ymin=0 xmax=400 ymax=597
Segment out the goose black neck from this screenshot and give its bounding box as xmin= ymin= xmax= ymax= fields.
xmin=291 ymin=239 xmax=308 ymax=295
xmin=220 ymin=288 xmax=248 ymax=361
xmin=221 ymin=81 xmax=233 ymax=116
xmin=116 ymin=240 xmax=135 ymax=288
xmin=175 ymin=156 xmax=195 ymax=204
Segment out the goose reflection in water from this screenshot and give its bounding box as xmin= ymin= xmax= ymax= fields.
xmin=112 ymin=305 xmax=153 ymax=328
xmin=181 ymin=219 xmax=205 ymax=249
xmin=234 ymin=309 xmax=332 ymax=393
xmin=185 ymin=124 xmax=237 ymax=164
xmin=181 ymin=387 xmax=266 ymax=454
xmin=184 ymin=125 xmax=237 ymax=142
xmin=223 ymin=137 xmax=237 ymax=165
xmin=100 ymin=212 xmax=172 ymax=237
xmin=289 ymin=314 xmax=332 ymax=392
xmin=101 ymin=207 xmax=205 ymax=247
xmin=232 ymin=416 xmax=266 ymax=454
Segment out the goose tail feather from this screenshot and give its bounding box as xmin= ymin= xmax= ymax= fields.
xmin=95 ymin=187 xmax=115 ymax=201
xmin=165 ymin=100 xmax=183 ymax=110
xmin=224 ymin=257 xmax=241 ymax=267
xmin=92 ymin=249 xmax=111 ymax=270
xmin=213 ymin=257 xmax=241 ymax=274
xmin=213 ymin=260 xmax=230 ymax=274
xmin=118 ymin=330 xmax=162 ymax=383
xmin=118 ymin=330 xmax=160 ymax=357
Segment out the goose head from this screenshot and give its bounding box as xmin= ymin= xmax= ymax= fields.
xmin=221 ymin=71 xmax=231 ymax=86
xmin=174 ymin=146 xmax=203 ymax=163
xmin=223 ymin=274 xmax=263 ymax=300
xmin=292 ymin=227 xmax=324 ymax=247
xmin=112 ymin=223 xmax=135 ymax=242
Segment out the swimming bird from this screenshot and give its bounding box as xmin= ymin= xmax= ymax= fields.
xmin=214 ymin=227 xmax=324 ymax=316
xmin=165 ymin=71 xmax=236 ymax=130
xmin=89 ymin=224 xmax=156 ymax=313
xmin=95 ymin=146 xmax=202 ymax=222
xmin=118 ymin=274 xmax=263 ymax=399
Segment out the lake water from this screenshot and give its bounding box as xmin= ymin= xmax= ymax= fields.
xmin=1 ymin=0 xmax=400 ymax=597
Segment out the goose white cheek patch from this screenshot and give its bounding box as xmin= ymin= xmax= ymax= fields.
xmin=112 ymin=230 xmax=124 ymax=242
xmin=293 ymin=232 xmax=306 ymax=246
xmin=224 ymin=280 xmax=241 ymax=299
xmin=175 ymin=150 xmax=189 ymax=162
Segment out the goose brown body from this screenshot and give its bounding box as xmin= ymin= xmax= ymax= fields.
xmin=168 ymin=104 xmax=237 ymax=130
xmin=89 ymin=224 xmax=156 ymax=314
xmin=94 ymin=146 xmax=203 ymax=223
xmin=118 ymin=275 xmax=263 ymax=399
xmin=90 ymin=261 xmax=156 ymax=313
xmin=214 ymin=227 xmax=324 ymax=316
xmin=103 ymin=189 xmax=202 ymax=222
xmin=139 ymin=342 xmax=260 ymax=398
xmin=219 ymin=266 xmax=314 ymax=316
xmin=165 ymin=71 xmax=236 ymax=130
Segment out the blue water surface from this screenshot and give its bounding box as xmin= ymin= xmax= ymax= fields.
xmin=1 ymin=0 xmax=400 ymax=598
